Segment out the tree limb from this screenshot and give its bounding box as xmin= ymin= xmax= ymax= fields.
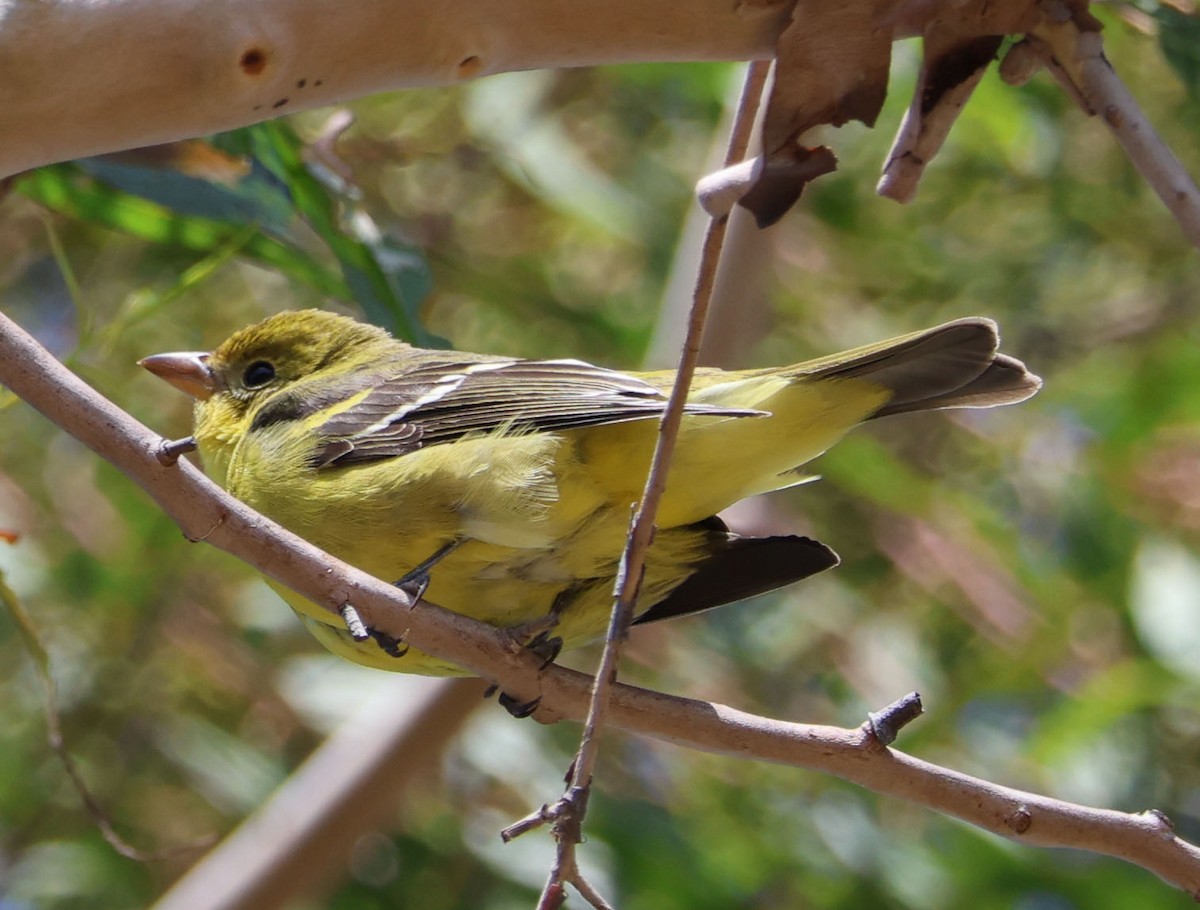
xmin=3 ymin=311 xmax=1200 ymax=898
xmin=0 ymin=0 xmax=791 ymax=180
xmin=149 ymin=677 xmax=486 ymax=910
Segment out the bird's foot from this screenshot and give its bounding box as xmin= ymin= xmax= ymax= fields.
xmin=482 ymin=615 xmax=562 ymax=718
xmin=482 ymin=683 xmax=542 ymax=719
xmin=506 ymin=614 xmax=563 ymax=669
xmin=526 ymin=631 xmax=563 ymax=669
xmin=498 ymin=691 xmax=542 ymax=718
xmin=368 ymin=627 xmax=409 ymax=658
xmin=392 ymin=538 xmax=465 ymax=602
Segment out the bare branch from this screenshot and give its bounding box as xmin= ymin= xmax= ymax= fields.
xmin=0 ymin=0 xmax=791 ymax=180
xmin=1028 ymin=9 xmax=1200 ymax=249
xmin=148 ymin=678 xmax=485 ymax=910
xmin=866 ymin=691 xmax=924 ymax=746
xmin=521 ymin=59 xmax=774 ymax=909
xmin=876 ymin=36 xmax=999 ymax=203
xmin=649 ymin=72 xmax=776 ymax=372
xmin=3 ymin=311 xmax=1200 ymax=898
xmin=874 ymin=0 xmax=1042 ymax=204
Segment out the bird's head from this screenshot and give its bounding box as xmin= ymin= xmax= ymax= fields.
xmin=140 ymin=308 xmax=395 ymax=417
xmin=140 ymin=310 xmax=400 ymax=483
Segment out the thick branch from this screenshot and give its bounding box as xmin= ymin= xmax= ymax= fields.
xmin=3 ymin=312 xmax=1200 ymax=897
xmin=0 ymin=0 xmax=790 ymax=179
xmin=150 ymin=677 xmax=486 ymax=910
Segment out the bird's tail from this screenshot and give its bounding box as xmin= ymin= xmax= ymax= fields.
xmin=797 ymin=317 xmax=1042 ymax=418
xmin=635 ymin=320 xmax=1041 ymax=621
xmin=615 ymin=318 xmax=1040 ymax=528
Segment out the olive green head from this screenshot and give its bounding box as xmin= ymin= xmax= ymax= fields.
xmin=140 ymin=309 xmax=397 ymax=418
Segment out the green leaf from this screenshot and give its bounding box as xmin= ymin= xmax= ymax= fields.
xmin=1155 ymin=6 xmax=1200 ymax=100
xmin=19 ymin=164 xmax=347 ymax=298
xmin=243 ymin=121 xmax=440 ymax=345
xmin=76 ymin=157 xmax=296 ymax=233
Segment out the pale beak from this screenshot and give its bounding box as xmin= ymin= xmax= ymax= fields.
xmin=138 ymin=351 xmax=219 ymax=400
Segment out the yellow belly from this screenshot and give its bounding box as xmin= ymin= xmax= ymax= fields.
xmin=224 ymin=425 xmax=714 ymax=675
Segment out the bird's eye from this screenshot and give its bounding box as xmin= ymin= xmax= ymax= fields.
xmin=243 ymin=360 xmax=276 ymax=388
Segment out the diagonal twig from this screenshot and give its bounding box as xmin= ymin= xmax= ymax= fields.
xmin=0 ymin=568 xmax=214 ymax=862
xmin=1027 ymin=7 xmax=1200 ymax=249
xmin=508 ymin=59 xmax=774 ymax=910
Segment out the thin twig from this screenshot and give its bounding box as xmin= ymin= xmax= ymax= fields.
xmin=522 ymin=59 xmax=773 ymax=909
xmin=563 ymin=855 xmax=615 ymax=910
xmin=866 ymin=691 xmax=924 ymax=746
xmin=0 ymin=569 xmax=213 ymax=862
xmin=4 ymin=310 xmax=1200 ymax=899
xmin=876 ymin=39 xmax=997 ymax=203
xmin=1028 ymin=12 xmax=1200 ymax=249
xmin=155 ymin=435 xmax=197 ymax=465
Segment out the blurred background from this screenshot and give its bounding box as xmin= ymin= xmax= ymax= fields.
xmin=3 ymin=7 xmax=1200 ymax=908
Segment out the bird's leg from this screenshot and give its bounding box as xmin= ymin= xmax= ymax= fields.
xmin=522 ymin=627 xmax=564 ymax=669
xmin=529 ymin=587 xmax=573 ymax=666
xmin=505 ymin=586 xmax=572 ymax=669
xmin=393 ymin=537 xmax=465 ymax=602
xmin=487 ymin=589 xmax=577 ymax=717
xmin=344 ymin=538 xmax=467 ymax=660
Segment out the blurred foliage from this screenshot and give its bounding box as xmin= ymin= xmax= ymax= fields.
xmin=3 ymin=5 xmax=1200 ymax=908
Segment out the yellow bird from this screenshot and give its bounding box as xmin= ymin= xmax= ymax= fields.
xmin=141 ymin=309 xmax=1040 ymax=676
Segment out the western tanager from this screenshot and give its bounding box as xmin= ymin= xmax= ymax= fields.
xmin=141 ymin=309 xmax=1040 ymax=675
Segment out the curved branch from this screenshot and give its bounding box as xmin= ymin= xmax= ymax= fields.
xmin=0 ymin=0 xmax=790 ymax=179
xmin=2 ymin=310 xmax=1199 ymax=898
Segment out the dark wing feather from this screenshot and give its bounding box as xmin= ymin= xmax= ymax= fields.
xmin=633 ymin=530 xmax=839 ymax=625
xmin=310 ymin=358 xmax=762 ymax=469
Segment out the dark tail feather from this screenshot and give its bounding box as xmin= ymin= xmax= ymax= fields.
xmin=808 ymin=318 xmax=1041 ymax=419
xmin=634 ymin=532 xmax=839 ymax=626
xmin=873 ymin=353 xmax=1041 ymax=418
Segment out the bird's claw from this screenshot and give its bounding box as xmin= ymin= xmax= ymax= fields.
xmin=368 ymin=627 xmax=409 ymax=658
xmin=497 ymin=691 xmax=542 ymax=718
xmin=339 ymin=603 xmax=407 ymax=657
xmin=526 ymin=631 xmax=563 ymax=669
xmin=482 ymin=683 xmax=542 ymax=718
xmin=392 ymin=538 xmax=465 ymax=602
